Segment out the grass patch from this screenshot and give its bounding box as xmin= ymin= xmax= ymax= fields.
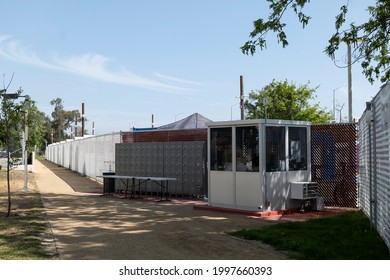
xmin=230 ymin=211 xmax=390 ymax=260
xmin=0 ymin=170 xmax=57 ymax=260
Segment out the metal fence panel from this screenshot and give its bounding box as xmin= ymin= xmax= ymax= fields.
xmin=45 ymin=133 xmax=121 ymax=181
xmin=311 ymin=124 xmax=358 ymax=208
xmin=122 ymin=129 xmax=207 ymax=143
xmin=114 ymin=141 xmax=207 ymax=197
xmin=359 ymin=82 xmax=390 ymax=251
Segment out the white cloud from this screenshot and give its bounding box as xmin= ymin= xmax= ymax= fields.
xmin=0 ymin=36 xmax=200 ymax=94
xmin=0 ymin=36 xmax=61 ymax=71
xmin=155 ymin=72 xmax=204 ymax=86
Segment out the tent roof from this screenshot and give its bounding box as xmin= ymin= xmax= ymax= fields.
xmin=158 ymin=113 xmax=211 ymax=130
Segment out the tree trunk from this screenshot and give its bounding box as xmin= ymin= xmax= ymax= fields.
xmin=5 ymin=116 xmax=11 ymax=217
xmin=6 ymin=155 xmax=11 ymax=217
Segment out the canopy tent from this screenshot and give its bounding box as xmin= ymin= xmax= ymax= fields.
xmin=158 ymin=113 xmax=211 ymax=130
xmin=132 ymin=113 xmax=211 ymax=131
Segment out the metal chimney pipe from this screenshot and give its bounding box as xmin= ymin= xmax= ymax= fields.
xmin=240 ymin=75 xmax=244 ymax=120
xmin=82 ymin=103 xmax=85 ymax=137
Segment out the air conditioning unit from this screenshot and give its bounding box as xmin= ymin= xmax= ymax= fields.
xmin=290 ymin=182 xmax=318 ymax=200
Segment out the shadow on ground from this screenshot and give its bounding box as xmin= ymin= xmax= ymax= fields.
xmin=37 ymin=159 xmax=356 ymax=260
xmin=39 ymin=160 xmax=102 ymax=194
xmin=40 ymin=192 xmax=286 ymax=260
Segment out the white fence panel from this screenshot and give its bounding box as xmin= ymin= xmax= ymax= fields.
xmin=45 ymin=132 xmax=121 ymax=181
xmin=359 ymin=82 xmax=390 ymax=251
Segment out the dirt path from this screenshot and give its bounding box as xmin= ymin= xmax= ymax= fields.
xmin=35 ymin=160 xmax=287 ymax=260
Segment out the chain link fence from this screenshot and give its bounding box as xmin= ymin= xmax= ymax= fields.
xmin=311 ymin=124 xmax=358 ymax=208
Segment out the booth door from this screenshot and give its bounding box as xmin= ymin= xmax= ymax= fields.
xmin=209 ymin=127 xmax=235 ymax=208
xmin=265 ymin=126 xmax=310 ymax=210
xmin=265 ymin=126 xmax=288 ymax=210
xmin=235 ymin=126 xmax=261 ymax=211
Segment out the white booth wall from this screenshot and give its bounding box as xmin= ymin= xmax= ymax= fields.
xmin=207 ymin=119 xmax=311 ymax=211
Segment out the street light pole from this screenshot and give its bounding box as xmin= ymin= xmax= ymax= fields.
xmin=333 ymin=89 xmax=336 ymax=121
xmin=230 ymin=104 xmax=237 ymax=120
xmin=23 ymin=95 xmax=30 ymax=192
xmin=333 ymin=85 xmax=346 ymax=123
xmin=240 ymin=75 xmax=245 ymax=120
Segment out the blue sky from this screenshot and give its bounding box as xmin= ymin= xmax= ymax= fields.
xmin=1 ymin=0 xmax=379 ymax=134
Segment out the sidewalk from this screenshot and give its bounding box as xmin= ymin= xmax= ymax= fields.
xmin=34 ymin=160 xmax=288 ymax=260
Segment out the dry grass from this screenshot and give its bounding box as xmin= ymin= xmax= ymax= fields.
xmin=0 ymin=169 xmax=57 ymax=259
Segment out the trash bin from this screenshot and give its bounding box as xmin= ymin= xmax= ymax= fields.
xmin=103 ymin=172 xmax=115 ymax=194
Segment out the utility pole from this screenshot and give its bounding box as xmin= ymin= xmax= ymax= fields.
xmin=23 ymin=95 xmax=30 ymax=192
xmin=81 ymin=103 xmax=85 ymax=137
xmin=347 ymin=42 xmax=353 ymax=123
xmin=240 ymin=75 xmax=244 ymax=120
xmin=152 ymin=114 xmax=155 ymax=128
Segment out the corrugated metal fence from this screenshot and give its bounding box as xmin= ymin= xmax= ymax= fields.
xmin=116 ymin=141 xmax=207 ymax=197
xmin=122 ymin=129 xmax=207 ymax=143
xmin=358 ymin=82 xmax=390 ymax=250
xmin=44 ymin=130 xmax=207 ymax=196
xmin=45 ymin=132 xmax=121 ymax=180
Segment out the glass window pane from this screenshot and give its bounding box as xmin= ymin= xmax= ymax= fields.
xmin=289 ymin=127 xmax=307 ymax=171
xmin=236 ymin=126 xmax=259 ymax=172
xmin=210 ymin=128 xmax=232 ymax=171
xmin=266 ymin=126 xmax=286 ymax=172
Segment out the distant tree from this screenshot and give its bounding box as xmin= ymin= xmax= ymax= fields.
xmin=27 ymin=100 xmax=51 ymax=152
xmin=241 ymin=0 xmax=390 ymax=83
xmin=50 ymin=98 xmax=81 ymax=142
xmin=245 ymin=80 xmax=332 ymax=123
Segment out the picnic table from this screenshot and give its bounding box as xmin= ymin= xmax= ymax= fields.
xmin=97 ymin=174 xmax=176 ymax=201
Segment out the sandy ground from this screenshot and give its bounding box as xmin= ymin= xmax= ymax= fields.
xmin=2 ymin=159 xmax=352 ymax=260
xmin=34 ymin=160 xmax=289 ymax=260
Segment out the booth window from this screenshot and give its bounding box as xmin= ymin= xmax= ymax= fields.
xmin=210 ymin=128 xmax=232 ymax=171
xmin=236 ymin=126 xmax=259 ymax=172
xmin=266 ymin=126 xmax=286 ymax=172
xmin=289 ymin=127 xmax=307 ymax=170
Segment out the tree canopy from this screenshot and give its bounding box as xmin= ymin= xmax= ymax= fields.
xmin=0 ymin=89 xmax=83 ymax=153
xmin=0 ymin=88 xmax=25 ymax=153
xmin=27 ymin=100 xmax=51 ymax=152
xmin=245 ymin=80 xmax=332 ymax=123
xmin=0 ymin=88 xmax=26 ymax=217
xmin=50 ymin=98 xmax=81 ymax=142
xmin=241 ymin=0 xmax=390 ymax=83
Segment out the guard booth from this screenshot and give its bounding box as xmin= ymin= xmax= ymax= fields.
xmin=207 ymin=119 xmax=312 ymax=211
